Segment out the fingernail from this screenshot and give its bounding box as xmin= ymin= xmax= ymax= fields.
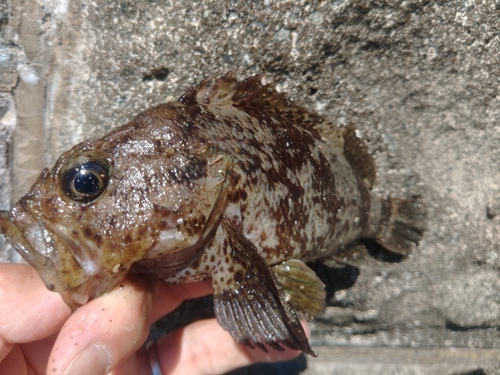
xmin=63 ymin=343 xmax=111 ymax=375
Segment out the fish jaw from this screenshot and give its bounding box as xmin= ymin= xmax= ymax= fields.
xmin=0 ymin=205 xmax=123 ymax=309
xmin=0 ymin=210 xmax=59 ymax=287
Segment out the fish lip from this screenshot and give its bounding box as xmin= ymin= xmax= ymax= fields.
xmin=0 ymin=208 xmax=60 ymax=291
xmin=0 ymin=205 xmax=113 ymax=309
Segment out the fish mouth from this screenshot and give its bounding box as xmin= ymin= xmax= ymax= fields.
xmin=0 ymin=206 xmax=108 ymax=309
xmin=0 ymin=209 xmax=59 ymax=288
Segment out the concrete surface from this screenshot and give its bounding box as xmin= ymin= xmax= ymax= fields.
xmin=1 ymin=0 xmax=500 ymax=373
xmin=227 ymin=347 xmax=500 ymax=375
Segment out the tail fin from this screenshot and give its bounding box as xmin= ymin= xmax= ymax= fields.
xmin=374 ymin=198 xmax=427 ymax=256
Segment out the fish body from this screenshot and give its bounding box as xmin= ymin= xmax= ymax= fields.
xmin=0 ymin=72 xmax=425 ymax=355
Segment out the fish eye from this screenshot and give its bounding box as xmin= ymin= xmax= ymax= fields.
xmin=61 ymin=160 xmax=110 ymax=204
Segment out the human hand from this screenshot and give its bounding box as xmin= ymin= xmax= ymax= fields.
xmin=0 ymin=263 xmax=306 ymax=375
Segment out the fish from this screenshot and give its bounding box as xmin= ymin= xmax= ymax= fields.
xmin=0 ymin=71 xmax=426 ymax=356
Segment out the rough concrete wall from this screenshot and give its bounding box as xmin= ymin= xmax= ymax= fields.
xmin=1 ymin=0 xmax=500 ymax=374
xmin=0 ymin=0 xmax=19 ymax=263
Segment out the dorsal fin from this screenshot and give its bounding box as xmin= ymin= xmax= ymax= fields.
xmin=178 ymin=71 xmax=324 ymax=129
xmin=179 ymin=70 xmax=241 ymax=106
xmin=315 ymin=122 xmax=376 ymax=189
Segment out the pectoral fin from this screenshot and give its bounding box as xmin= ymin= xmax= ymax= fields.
xmin=272 ymin=259 xmax=326 ymax=318
xmin=212 ymin=220 xmax=315 ymax=356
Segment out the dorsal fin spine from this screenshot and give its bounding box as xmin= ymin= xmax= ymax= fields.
xmin=177 ymin=71 xmax=324 ymax=130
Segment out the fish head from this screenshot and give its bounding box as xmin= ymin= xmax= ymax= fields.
xmin=0 ymin=148 xmax=116 ymax=307
xmin=0 ymin=117 xmax=232 ymax=308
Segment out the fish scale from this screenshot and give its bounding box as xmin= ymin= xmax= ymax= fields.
xmin=0 ymin=71 xmax=426 ymax=355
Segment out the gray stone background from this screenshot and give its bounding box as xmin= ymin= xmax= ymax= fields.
xmin=1 ymin=0 xmax=500 ymax=374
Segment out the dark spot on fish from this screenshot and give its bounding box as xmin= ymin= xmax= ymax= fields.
xmin=228 ymin=188 xmax=248 ymax=203
xmin=125 ymin=234 xmax=132 ymax=242
xmin=184 ymin=121 xmax=195 ymax=130
xmin=234 ymin=270 xmax=244 ymax=283
xmin=232 ymin=122 xmax=243 ymax=133
xmin=84 ymin=227 xmax=92 ymax=237
xmin=43 ymin=200 xmax=59 ymax=216
xmin=228 ymin=266 xmax=234 ymax=273
xmin=166 ymin=156 xmax=208 ymax=186
xmin=220 ymin=277 xmax=225 ymax=282
xmin=204 ymin=265 xmax=210 ymax=271
xmin=231 ymin=248 xmax=237 ymax=258
xmin=139 ymin=227 xmax=147 ymax=236
xmin=343 ymin=221 xmax=350 ymax=233
xmin=240 ymin=159 xmax=259 ymax=175
xmin=246 ymin=223 xmax=256 ymax=234
xmin=210 ymin=255 xmax=215 ymax=263
xmin=94 ymin=234 xmax=102 ymax=246
xmin=231 ymin=173 xmax=241 ymax=185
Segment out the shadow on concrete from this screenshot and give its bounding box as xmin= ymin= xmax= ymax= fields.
xmin=453 ymin=370 xmax=486 ymax=375
xmin=224 ymin=353 xmax=308 ymax=375
xmin=308 ymin=259 xmax=360 ymax=303
xmin=363 ymin=240 xmax=406 ymax=263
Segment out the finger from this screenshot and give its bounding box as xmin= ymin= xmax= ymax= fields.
xmin=112 ymin=319 xmax=306 ymax=375
xmin=47 ymin=277 xmax=155 ymax=375
xmin=0 ymin=344 xmax=28 ymax=375
xmin=21 ymin=334 xmax=59 ymax=375
xmin=106 ymin=280 xmax=214 ymax=375
xmin=0 ymin=264 xmax=70 ymax=361
xmin=150 ymin=281 xmax=213 ymax=322
xmin=156 ymin=319 xmax=306 ymax=374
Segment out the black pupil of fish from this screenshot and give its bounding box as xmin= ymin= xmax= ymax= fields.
xmin=62 ymin=161 xmax=109 ymax=203
xmin=74 ymin=170 xmax=100 ymax=195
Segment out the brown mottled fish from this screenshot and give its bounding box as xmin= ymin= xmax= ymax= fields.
xmin=0 ymin=72 xmax=426 ymax=355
